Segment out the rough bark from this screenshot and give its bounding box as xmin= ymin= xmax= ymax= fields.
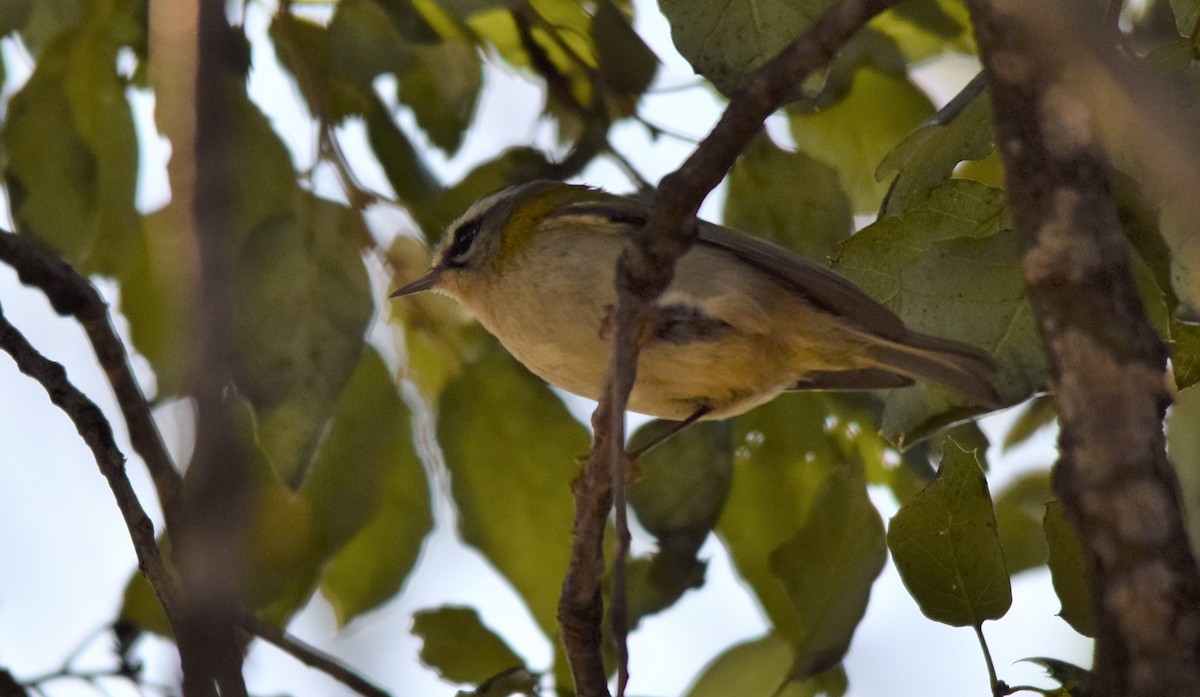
xmin=968 ymin=2 xmax=1200 ymax=694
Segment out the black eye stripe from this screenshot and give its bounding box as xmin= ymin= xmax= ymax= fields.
xmin=446 ymin=218 xmax=483 ymax=266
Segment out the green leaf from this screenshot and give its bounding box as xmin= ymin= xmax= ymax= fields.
xmin=398 ymin=39 xmax=483 ymax=155
xmin=1168 ymin=385 xmax=1200 ymax=561
xmin=888 ymin=442 xmax=1012 ymax=627
xmin=992 ymin=471 xmax=1053 ymax=575
xmin=769 ymin=468 xmax=886 ymax=679
xmin=1043 ymin=501 xmax=1095 ymax=637
xmin=1003 ymin=395 xmax=1057 ymax=451
xmin=437 ymin=330 xmax=590 ymax=639
xmin=834 ymin=180 xmax=1044 ymax=445
xmin=316 ymin=412 xmax=433 ymax=626
xmin=626 ymin=420 xmax=734 ymax=626
xmin=460 ymin=667 xmax=542 ymax=697
xmin=412 ymin=606 xmax=526 ymax=685
xmin=1022 ymin=657 xmax=1092 ymax=694
xmin=365 ymin=95 xmax=445 ymax=235
xmin=300 ymin=350 xmax=418 ymax=551
xmin=878 ymin=78 xmax=994 ymax=215
xmin=232 ymin=194 xmax=373 ymax=482
xmin=658 ymin=0 xmax=837 ymax=95
xmin=1169 ymin=0 xmax=1200 ymax=37
xmin=13 ymin=0 xmax=83 ymax=56
xmin=718 ymin=393 xmax=886 ymax=671
xmin=0 ymin=0 xmax=33 ymax=37
xmin=789 ymin=67 xmax=934 ymax=213
xmin=4 ymin=29 xmax=140 ymax=275
xmin=870 ymin=0 xmax=973 ymax=62
xmin=329 ymin=0 xmax=409 ymax=93
xmin=724 ymin=133 xmax=851 ymax=263
xmin=592 ymin=0 xmax=658 ymax=109
xmin=1172 ymin=320 xmax=1200 ymax=390
xmin=685 ymin=634 xmax=847 ymax=697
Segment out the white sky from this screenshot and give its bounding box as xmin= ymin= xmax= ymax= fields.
xmin=0 ymin=1 xmax=1093 ymax=695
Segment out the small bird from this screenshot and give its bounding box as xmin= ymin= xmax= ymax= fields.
xmin=392 ymin=180 xmax=1000 ymax=425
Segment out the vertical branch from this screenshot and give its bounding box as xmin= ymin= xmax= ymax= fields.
xmin=173 ymin=0 xmax=255 ymax=695
xmin=555 ymin=0 xmax=902 ymax=693
xmin=967 ymin=1 xmax=1200 ymax=695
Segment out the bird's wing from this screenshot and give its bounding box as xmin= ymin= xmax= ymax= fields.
xmin=560 ymin=194 xmax=908 ymax=340
xmin=694 ymin=222 xmax=908 ymax=340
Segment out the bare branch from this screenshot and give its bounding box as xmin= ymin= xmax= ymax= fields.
xmin=238 ymin=614 xmax=390 ymax=697
xmin=968 ymin=1 xmax=1200 ymax=695
xmin=557 ymin=0 xmax=904 ymax=693
xmin=0 ymin=303 xmax=184 ymax=640
xmin=0 ymin=233 xmax=184 ymax=534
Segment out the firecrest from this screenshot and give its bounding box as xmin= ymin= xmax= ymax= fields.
xmin=392 ymin=180 xmax=1000 ymax=423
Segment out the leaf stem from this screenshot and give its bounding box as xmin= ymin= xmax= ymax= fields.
xmin=973 ymin=623 xmax=1007 ymax=697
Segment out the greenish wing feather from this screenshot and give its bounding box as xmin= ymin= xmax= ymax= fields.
xmin=694 ymin=221 xmax=908 ymax=340
xmin=563 ymin=193 xmax=909 ymax=341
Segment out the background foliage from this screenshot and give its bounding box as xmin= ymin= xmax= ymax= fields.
xmin=1 ymin=0 xmax=1198 ymax=694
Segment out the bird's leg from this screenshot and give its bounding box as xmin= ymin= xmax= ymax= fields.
xmin=627 ymin=407 xmax=710 ymax=461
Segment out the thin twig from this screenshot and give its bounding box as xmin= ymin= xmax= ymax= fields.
xmin=0 ymin=233 xmax=185 ymax=534
xmin=556 ymin=0 xmax=904 ymax=694
xmin=238 ymin=614 xmax=389 ymax=697
xmin=0 ymin=303 xmax=184 ymax=635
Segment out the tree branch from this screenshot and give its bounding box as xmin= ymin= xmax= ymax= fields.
xmin=967 ymin=1 xmax=1200 ymax=694
xmin=237 ymin=614 xmax=389 ymax=697
xmin=0 ymin=304 xmax=185 ymax=645
xmin=0 ymin=233 xmax=184 ymax=535
xmin=169 ymin=0 xmax=257 ymax=694
xmin=556 ymin=0 xmax=903 ymax=693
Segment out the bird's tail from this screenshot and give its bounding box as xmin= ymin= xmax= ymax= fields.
xmin=863 ymin=330 xmax=1002 ymax=409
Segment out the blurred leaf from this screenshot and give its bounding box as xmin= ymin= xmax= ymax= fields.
xmin=122 ymin=399 xmax=326 ymax=631
xmin=1003 ymin=395 xmax=1057 ymax=451
xmin=593 ymin=0 xmax=658 ymax=112
xmin=870 ymin=0 xmax=973 ymax=61
xmin=459 ymin=667 xmax=541 ymax=697
xmin=1173 ymin=314 xmax=1200 ymax=389
xmin=4 ymin=27 xmax=140 ymax=275
xmin=879 ymin=77 xmax=994 ymax=215
xmin=365 ymin=95 xmax=445 ymax=235
xmin=14 ymin=0 xmax=83 ymax=56
xmin=790 ymin=67 xmax=934 ymax=213
xmin=377 ymin=0 xmax=442 ymax=42
xmin=769 ymin=468 xmax=886 ymax=679
xmin=389 ymin=236 xmax=473 ymax=399
xmin=0 ymin=0 xmax=33 ymax=37
xmin=718 ymin=393 xmax=885 ymax=671
xmin=232 ymin=194 xmax=373 ymax=483
xmin=437 ymin=330 xmax=590 ymax=639
xmin=685 ymin=634 xmax=847 ymax=697
xmin=724 ymin=133 xmax=851 ymax=263
xmin=1044 ymin=502 xmax=1095 ymax=637
xmin=329 ymin=0 xmax=409 ymax=92
xmin=993 ymin=471 xmax=1053 ymax=575
xmin=1022 ymin=657 xmax=1092 ymax=694
xmin=1169 ymin=0 xmax=1200 ymax=36
xmin=626 ymin=420 xmax=734 ymax=626
xmin=398 ymin=40 xmax=482 ymax=155
xmin=301 ymin=350 xmax=415 ymax=552
xmin=888 ymin=442 xmax=1012 ymax=627
xmin=317 ymin=422 xmax=433 ymax=625
xmin=659 ymin=0 xmax=837 ymax=95
xmin=118 ymin=213 xmax=194 ymax=397
xmin=834 ymin=180 xmax=1043 ymax=445
xmin=412 ymin=607 xmax=525 ymax=685
xmin=1168 ymin=385 xmax=1200 ymax=561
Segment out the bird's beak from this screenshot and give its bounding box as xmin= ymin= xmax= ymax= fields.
xmin=390 ymin=268 xmax=441 ymax=298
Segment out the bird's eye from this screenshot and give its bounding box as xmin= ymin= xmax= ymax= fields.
xmin=445 ymin=218 xmax=483 ymax=267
